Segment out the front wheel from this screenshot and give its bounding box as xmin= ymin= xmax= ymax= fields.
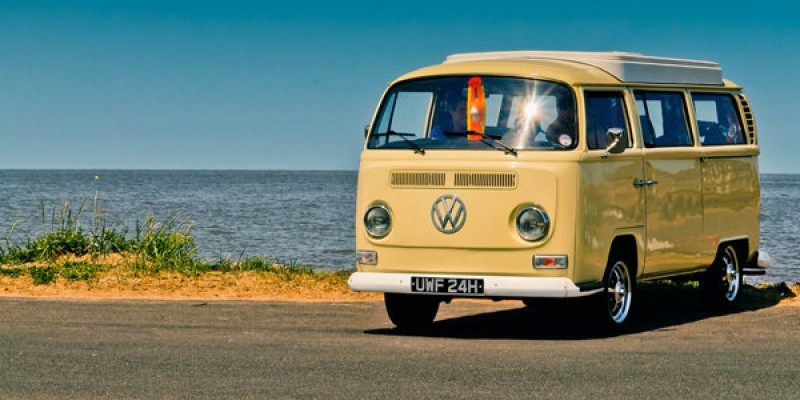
xmin=700 ymin=244 xmax=742 ymax=308
xmin=384 ymin=294 xmax=440 ymax=329
xmin=592 ymin=254 xmax=635 ymax=331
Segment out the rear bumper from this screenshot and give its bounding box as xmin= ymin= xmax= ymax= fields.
xmin=348 ymin=272 xmax=602 ymax=298
xmin=744 ymin=250 xmax=771 ymax=276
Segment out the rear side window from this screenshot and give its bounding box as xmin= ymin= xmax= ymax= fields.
xmin=635 ymin=91 xmax=692 ymax=148
xmin=585 ymin=91 xmax=630 ymax=150
xmin=691 ymin=93 xmax=745 ymax=145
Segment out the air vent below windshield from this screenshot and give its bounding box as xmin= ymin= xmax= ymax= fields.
xmin=454 ymin=172 xmax=516 ymax=188
xmin=391 ymin=172 xmax=446 ymax=187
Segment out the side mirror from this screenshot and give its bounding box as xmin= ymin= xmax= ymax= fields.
xmin=364 ymin=124 xmax=370 ymax=138
xmin=601 ymin=127 xmax=626 ymax=158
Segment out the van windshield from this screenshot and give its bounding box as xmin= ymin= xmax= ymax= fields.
xmin=368 ymin=76 xmax=577 ymax=151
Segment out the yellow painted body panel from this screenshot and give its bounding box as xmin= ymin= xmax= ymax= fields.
xmin=575 ymin=149 xmax=645 ymax=284
xmin=701 ymin=147 xmax=761 ymax=257
xmin=643 ymin=149 xmax=707 ymax=275
xmin=356 ymin=150 xmax=580 ymax=279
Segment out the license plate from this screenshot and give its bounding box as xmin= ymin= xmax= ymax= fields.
xmin=410 ymin=276 xmax=484 ymax=294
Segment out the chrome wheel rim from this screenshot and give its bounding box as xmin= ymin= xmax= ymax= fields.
xmin=722 ymin=247 xmax=740 ymax=302
xmin=607 ymin=261 xmax=632 ymax=324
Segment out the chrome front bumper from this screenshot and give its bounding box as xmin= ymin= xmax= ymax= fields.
xmin=348 ymin=272 xmax=602 ymax=298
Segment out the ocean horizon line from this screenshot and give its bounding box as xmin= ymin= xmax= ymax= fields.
xmin=0 ymin=168 xmax=795 ymax=176
xmin=0 ymin=168 xmax=358 ymax=173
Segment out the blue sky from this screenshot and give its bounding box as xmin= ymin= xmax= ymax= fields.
xmin=0 ymin=0 xmax=797 ymax=172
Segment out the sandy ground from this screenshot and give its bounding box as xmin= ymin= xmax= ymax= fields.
xmin=0 ymin=270 xmax=380 ymax=302
xmin=1 ymin=253 xmax=381 ymax=302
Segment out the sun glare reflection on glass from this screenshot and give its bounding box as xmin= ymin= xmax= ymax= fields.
xmin=524 ymin=101 xmax=539 ymax=119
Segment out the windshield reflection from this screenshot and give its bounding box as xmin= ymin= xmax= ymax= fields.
xmin=368 ymin=76 xmax=577 ymax=151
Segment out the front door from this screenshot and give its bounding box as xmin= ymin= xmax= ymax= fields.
xmin=635 ymin=90 xmax=705 ymax=276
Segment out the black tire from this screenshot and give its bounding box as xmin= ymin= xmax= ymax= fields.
xmin=593 ymin=252 xmax=635 ymax=331
xmin=521 ymin=298 xmax=562 ymax=310
xmin=700 ymin=244 xmax=742 ymax=309
xmin=384 ymin=293 xmax=440 ymax=329
xmin=522 ymin=299 xmax=536 ymax=308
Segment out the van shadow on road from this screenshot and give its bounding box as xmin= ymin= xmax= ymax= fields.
xmin=365 ymin=282 xmax=795 ymax=340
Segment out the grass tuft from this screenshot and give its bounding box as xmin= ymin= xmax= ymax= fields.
xmin=130 ymin=214 xmax=198 ymax=275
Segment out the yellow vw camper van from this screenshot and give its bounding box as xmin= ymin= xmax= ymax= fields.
xmin=349 ymin=51 xmax=766 ymax=330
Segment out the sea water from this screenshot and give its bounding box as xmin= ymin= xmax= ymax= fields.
xmin=0 ymin=170 xmax=355 ymax=270
xmin=0 ymin=170 xmax=797 ymax=282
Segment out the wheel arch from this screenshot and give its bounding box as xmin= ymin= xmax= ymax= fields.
xmin=716 ymin=237 xmax=749 ymax=269
xmin=609 ymin=234 xmax=639 ymax=280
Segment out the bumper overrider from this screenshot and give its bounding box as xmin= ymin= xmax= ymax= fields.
xmin=348 ymin=272 xmax=603 ymax=298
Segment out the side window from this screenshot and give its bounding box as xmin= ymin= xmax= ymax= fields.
xmin=584 ymin=91 xmax=629 ymax=150
xmin=635 ymin=91 xmax=692 ymax=148
xmin=691 ymin=93 xmax=745 ymax=145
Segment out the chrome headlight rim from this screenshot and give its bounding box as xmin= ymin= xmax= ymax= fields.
xmin=516 ymin=206 xmax=550 ymax=242
xmin=364 ymin=204 xmax=392 ymax=238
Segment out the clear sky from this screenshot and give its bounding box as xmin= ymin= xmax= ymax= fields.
xmin=0 ymin=0 xmax=797 ymax=172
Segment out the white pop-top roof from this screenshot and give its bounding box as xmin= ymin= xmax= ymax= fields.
xmin=444 ymin=51 xmax=724 ymax=85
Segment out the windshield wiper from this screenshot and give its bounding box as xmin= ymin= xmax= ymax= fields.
xmin=482 ymin=136 xmax=518 ymax=156
xmin=372 ymin=130 xmax=425 ymax=154
xmin=444 ymin=131 xmax=517 ymax=156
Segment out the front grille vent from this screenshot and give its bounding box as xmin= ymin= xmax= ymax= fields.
xmin=391 ymin=172 xmax=446 ymax=187
xmin=738 ymin=93 xmax=758 ymax=145
xmin=454 ymin=172 xmax=517 ymax=188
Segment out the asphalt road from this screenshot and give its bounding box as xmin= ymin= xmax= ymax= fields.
xmin=1 ymin=284 xmax=799 ymax=399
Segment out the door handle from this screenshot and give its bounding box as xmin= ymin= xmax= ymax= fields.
xmin=633 ymin=179 xmax=658 ymax=187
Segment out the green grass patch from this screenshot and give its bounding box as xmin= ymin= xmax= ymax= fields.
xmin=0 ymin=265 xmax=24 ymax=278
xmin=235 ymin=256 xmax=276 ymax=272
xmin=0 ymin=198 xmax=325 ymax=281
xmin=60 ymin=261 xmax=103 ymax=281
xmin=29 ymin=266 xmax=59 ymax=285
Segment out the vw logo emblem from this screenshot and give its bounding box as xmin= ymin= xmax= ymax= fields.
xmin=431 ymin=195 xmax=466 ymax=234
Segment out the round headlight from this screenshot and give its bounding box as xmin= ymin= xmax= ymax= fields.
xmin=364 ymin=205 xmax=391 ymax=238
xmin=516 ymin=206 xmax=550 ymax=241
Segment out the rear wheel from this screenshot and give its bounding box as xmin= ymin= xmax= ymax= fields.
xmin=700 ymin=244 xmax=742 ymax=308
xmin=384 ymin=294 xmax=440 ymax=329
